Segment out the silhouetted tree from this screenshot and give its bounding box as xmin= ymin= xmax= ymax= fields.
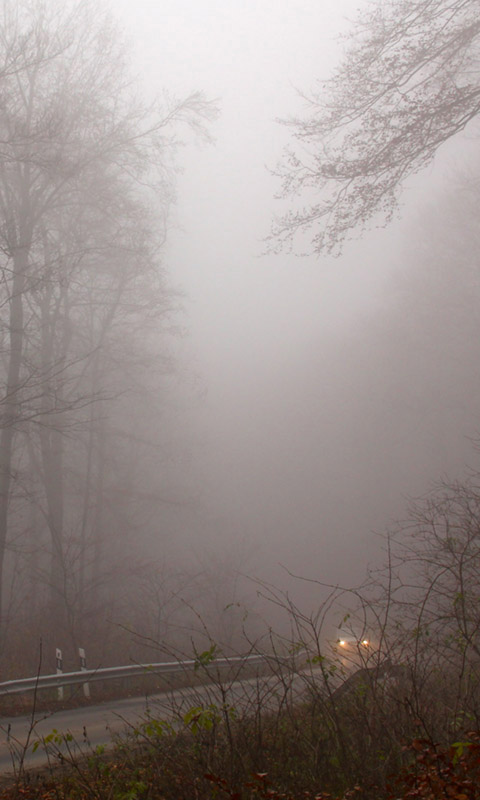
xmin=0 ymin=0 xmax=216 ymax=649
xmin=273 ymin=0 xmax=480 ymax=254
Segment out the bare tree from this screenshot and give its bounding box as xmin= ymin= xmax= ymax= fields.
xmin=272 ymin=0 xmax=480 ymax=255
xmin=0 ymin=0 xmax=217 ymax=646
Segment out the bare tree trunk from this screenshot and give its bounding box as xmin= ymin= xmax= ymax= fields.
xmin=37 ymin=275 xmax=72 ymax=639
xmin=78 ymin=339 xmax=106 ymax=622
xmin=92 ymin=408 xmax=107 ymax=606
xmin=39 ymin=420 xmax=66 ymax=619
xmin=0 ymin=244 xmax=28 ymax=635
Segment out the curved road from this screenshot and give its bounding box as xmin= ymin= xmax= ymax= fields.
xmin=0 ymin=670 xmax=311 ymax=775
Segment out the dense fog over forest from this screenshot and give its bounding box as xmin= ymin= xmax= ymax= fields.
xmin=1 ymin=0 xmax=480 ymax=677
xmin=110 ymin=0 xmax=480 ymax=582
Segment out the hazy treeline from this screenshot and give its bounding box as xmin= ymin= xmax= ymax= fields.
xmin=0 ymin=0 xmax=219 ymax=674
xmin=2 ymin=0 xmax=480 ymax=687
xmin=211 ymin=146 xmax=480 ymax=599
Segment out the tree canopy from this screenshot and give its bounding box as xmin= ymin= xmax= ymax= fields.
xmin=272 ymin=0 xmax=480 ymax=255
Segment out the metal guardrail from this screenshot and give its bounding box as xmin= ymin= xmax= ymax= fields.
xmin=0 ymin=654 xmax=269 ymax=697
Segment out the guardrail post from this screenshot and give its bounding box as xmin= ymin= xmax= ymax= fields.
xmin=0 ymin=654 xmax=268 ymax=697
xmin=55 ymin=648 xmax=63 ymax=701
xmin=79 ymin=647 xmax=90 ymax=698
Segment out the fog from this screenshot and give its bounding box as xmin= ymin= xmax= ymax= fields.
xmin=99 ymin=2 xmax=467 ymax=594
xmin=111 ymin=0 xmax=480 ymax=594
xmin=1 ymin=0 xmax=479 ymax=673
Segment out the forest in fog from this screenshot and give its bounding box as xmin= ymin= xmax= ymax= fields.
xmin=1 ymin=1 xmax=480 ymax=797
xmin=1 ymin=0 xmax=480 ymax=687
xmin=0 ymin=0 xmax=221 ymax=672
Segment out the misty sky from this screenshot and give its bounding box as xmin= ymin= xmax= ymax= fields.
xmin=108 ymin=0 xmax=480 ymax=593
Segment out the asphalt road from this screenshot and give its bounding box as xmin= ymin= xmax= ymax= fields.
xmin=0 ymin=669 xmax=311 ymax=776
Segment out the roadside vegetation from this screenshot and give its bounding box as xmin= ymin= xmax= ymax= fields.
xmin=3 ymin=723 xmax=480 ymax=800
xmin=2 ymin=467 xmax=480 ymax=799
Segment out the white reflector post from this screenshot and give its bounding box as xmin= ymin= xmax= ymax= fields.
xmin=55 ymin=648 xmax=63 ymax=701
xmin=79 ymin=647 xmax=90 ymax=698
